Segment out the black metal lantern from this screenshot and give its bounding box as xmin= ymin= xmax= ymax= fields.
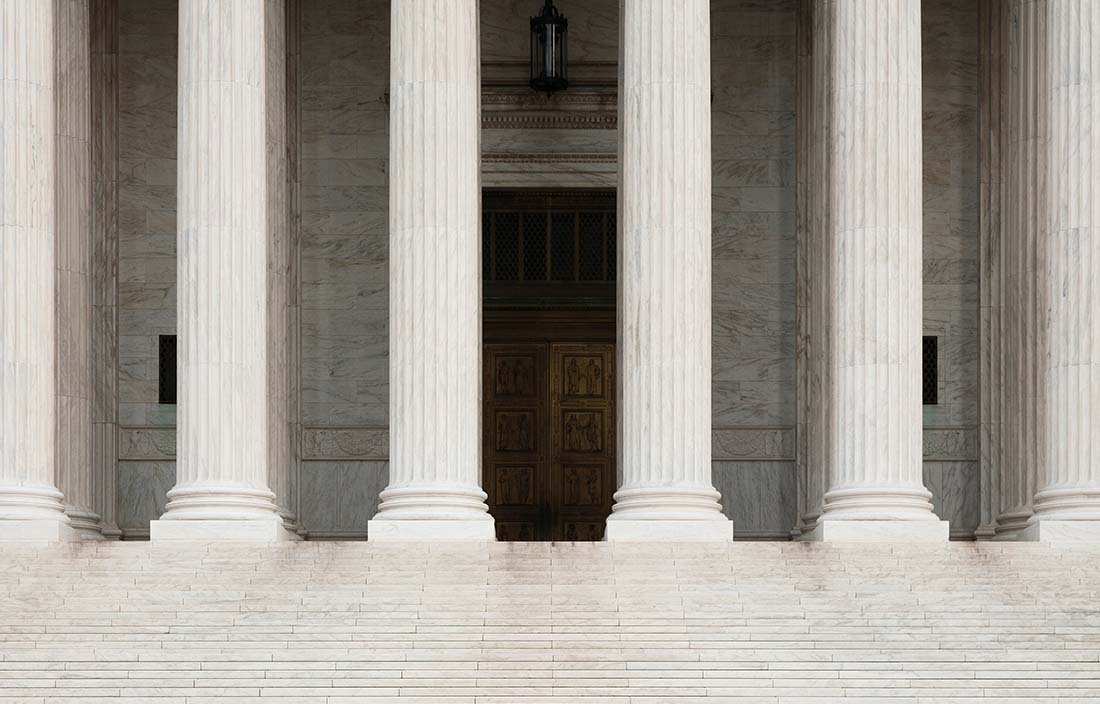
xmin=530 ymin=0 xmax=568 ymax=94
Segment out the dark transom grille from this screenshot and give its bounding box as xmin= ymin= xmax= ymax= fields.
xmin=484 ymin=190 xmax=616 ymax=285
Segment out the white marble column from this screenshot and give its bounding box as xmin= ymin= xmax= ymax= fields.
xmin=91 ymin=0 xmax=121 ymax=539
xmin=795 ymin=0 xmax=833 ymax=537
xmin=367 ymin=0 xmax=493 ymax=541
xmin=56 ymin=0 xmax=101 ymax=538
xmin=998 ymin=0 xmax=1047 ymax=538
xmin=605 ymin=0 xmax=731 ymax=541
xmin=808 ymin=0 xmax=948 ymax=542
xmin=1027 ymin=0 xmax=1100 ymax=541
xmin=150 ymin=0 xmax=294 ymax=542
xmin=0 ymin=0 xmax=73 ymax=541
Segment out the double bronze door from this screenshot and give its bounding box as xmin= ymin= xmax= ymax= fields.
xmin=483 ymin=343 xmax=616 ymax=541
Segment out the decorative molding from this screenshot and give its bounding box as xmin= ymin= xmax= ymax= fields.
xmin=923 ymin=427 xmax=980 ymax=462
xmin=481 ymin=91 xmax=617 ymax=130
xmin=482 ymin=152 xmax=616 ymax=164
xmin=302 ymin=427 xmax=388 ymax=461
xmin=713 ymin=428 xmax=795 ymax=461
xmin=119 ymin=427 xmax=176 ymax=460
xmin=482 ymin=112 xmax=617 ymax=130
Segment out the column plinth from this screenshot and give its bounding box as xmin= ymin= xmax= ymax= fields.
xmin=806 ymin=0 xmax=947 ymax=542
xmin=367 ymin=0 xmax=493 ymax=542
xmin=1026 ymin=0 xmax=1100 ymax=542
xmin=150 ymin=0 xmax=295 ymax=542
xmin=605 ymin=0 xmax=731 ymax=542
xmin=0 ymin=1 xmax=74 ymax=542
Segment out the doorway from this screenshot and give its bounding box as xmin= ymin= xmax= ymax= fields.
xmin=482 ymin=189 xmax=616 ymax=541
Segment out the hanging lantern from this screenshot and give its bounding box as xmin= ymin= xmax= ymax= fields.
xmin=530 ymin=0 xmax=568 ymax=95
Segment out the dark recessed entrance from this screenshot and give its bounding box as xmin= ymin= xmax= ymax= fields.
xmin=482 ymin=189 xmax=616 ymax=541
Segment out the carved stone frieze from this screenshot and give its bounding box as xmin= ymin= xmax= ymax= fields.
xmin=712 ymin=428 xmax=795 ymax=461
xmin=302 ymin=428 xmax=388 ymax=461
xmin=119 ymin=427 xmax=176 ymax=460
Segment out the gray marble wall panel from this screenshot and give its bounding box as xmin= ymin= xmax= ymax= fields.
xmin=924 ymin=461 xmax=982 ymax=539
xmin=713 ymin=462 xmax=797 ymax=540
xmin=299 ymin=0 xmax=389 ymax=433
xmin=299 ymin=461 xmax=387 ymax=540
xmin=711 ymin=0 xmax=799 ymax=536
xmin=922 ymin=0 xmax=980 ymax=537
xmin=922 ymin=0 xmax=980 ymax=431
xmin=117 ymin=0 xmax=176 ymax=430
xmin=117 ymin=460 xmax=173 ymax=538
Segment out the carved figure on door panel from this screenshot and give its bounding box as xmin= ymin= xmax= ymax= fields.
xmin=496 ymin=466 xmax=532 ymax=505
xmin=586 ymin=358 xmax=602 ymax=395
xmin=564 ymin=465 xmax=601 ymax=506
xmin=565 ymin=355 xmax=603 ymax=397
xmin=563 ymin=411 xmax=601 ymax=452
xmin=496 ymin=356 xmax=534 ymax=396
xmin=496 ymin=412 xmax=534 ymax=452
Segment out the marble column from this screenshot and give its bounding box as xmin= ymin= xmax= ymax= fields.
xmin=807 ymin=0 xmax=948 ymax=542
xmin=998 ymin=0 xmax=1047 ymax=538
xmin=977 ymin=0 xmax=1009 ymax=540
xmin=605 ymin=0 xmax=731 ymax=541
xmin=795 ymin=0 xmax=833 ymax=537
xmin=1026 ymin=0 xmax=1100 ymax=541
xmin=150 ymin=0 xmax=294 ymax=542
xmin=367 ymin=0 xmax=493 ymax=541
xmin=0 ymin=0 xmax=73 ymax=541
xmin=56 ymin=0 xmax=101 ymax=538
xmin=91 ymin=0 xmax=121 ymax=539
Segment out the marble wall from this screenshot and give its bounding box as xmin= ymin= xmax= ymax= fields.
xmin=115 ymin=0 xmax=177 ymax=537
xmin=710 ymin=0 xmax=799 ymax=538
xmin=921 ymin=0 xmax=981 ymax=538
xmin=111 ymin=0 xmax=980 ymax=540
xmin=296 ymin=0 xmax=389 ymax=538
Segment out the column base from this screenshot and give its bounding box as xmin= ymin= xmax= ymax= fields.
xmin=0 ymin=519 xmax=76 ymax=542
xmin=150 ymin=516 xmax=300 ymax=542
xmin=604 ymin=518 xmax=733 ymax=542
xmin=1020 ymin=520 xmax=1100 ymax=543
xmin=800 ymin=519 xmax=950 ymax=542
xmin=367 ymin=518 xmax=495 ymax=541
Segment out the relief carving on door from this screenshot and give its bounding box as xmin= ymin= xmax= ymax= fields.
xmin=495 ymin=356 xmax=535 ymax=397
xmin=564 ymin=355 xmax=604 ymax=397
xmin=485 ymin=342 xmax=614 ymax=541
xmin=495 ymin=411 xmax=534 ymax=452
xmin=562 ymin=411 xmax=603 ymax=453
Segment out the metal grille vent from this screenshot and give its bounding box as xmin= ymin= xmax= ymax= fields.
xmin=484 ymin=191 xmax=615 ymax=284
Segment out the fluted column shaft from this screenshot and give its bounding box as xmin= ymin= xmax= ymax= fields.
xmin=153 ymin=0 xmax=292 ymax=541
xmin=55 ymin=0 xmax=100 ymax=537
xmin=606 ymin=0 xmax=730 ymax=541
xmin=0 ymin=0 xmax=72 ymax=540
xmin=814 ymin=0 xmax=945 ymax=540
xmin=999 ymin=0 xmax=1047 ymax=537
xmin=91 ymin=0 xmax=120 ymax=539
xmin=1032 ymin=0 xmax=1100 ymax=527
xmin=369 ymin=0 xmax=493 ymax=540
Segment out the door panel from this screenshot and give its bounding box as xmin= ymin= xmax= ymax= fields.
xmin=551 ymin=344 xmax=615 ymax=540
xmin=483 ymin=345 xmax=549 ymax=540
xmin=485 ymin=342 xmax=615 ymax=541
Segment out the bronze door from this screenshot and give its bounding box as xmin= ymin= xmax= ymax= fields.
xmin=483 ymin=344 xmax=549 ymax=540
xmin=550 ymin=344 xmax=615 ymax=541
xmin=484 ymin=342 xmax=615 ymax=541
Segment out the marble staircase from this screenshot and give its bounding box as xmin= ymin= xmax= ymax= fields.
xmin=1 ymin=541 xmax=1099 ymax=702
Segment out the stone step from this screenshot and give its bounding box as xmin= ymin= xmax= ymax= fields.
xmin=0 ymin=543 xmax=1098 ymax=701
